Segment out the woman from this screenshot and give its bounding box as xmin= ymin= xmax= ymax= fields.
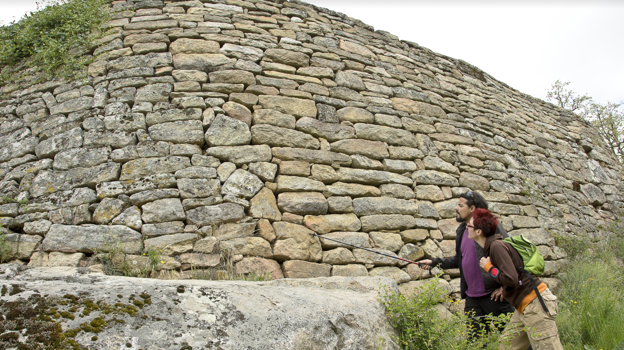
xmin=468 ymin=208 xmax=563 ymax=350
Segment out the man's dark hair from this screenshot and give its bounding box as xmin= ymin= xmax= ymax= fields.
xmin=460 ymin=191 xmax=488 ymax=210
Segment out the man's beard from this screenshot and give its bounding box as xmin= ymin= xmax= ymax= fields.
xmin=455 ymin=211 xmax=465 ymax=223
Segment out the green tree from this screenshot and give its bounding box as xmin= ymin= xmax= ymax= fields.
xmin=547 ymin=80 xmax=624 ymax=163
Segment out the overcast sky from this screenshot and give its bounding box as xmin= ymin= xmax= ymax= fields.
xmin=1 ymin=0 xmax=622 ymax=105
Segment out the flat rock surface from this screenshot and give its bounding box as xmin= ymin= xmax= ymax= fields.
xmin=0 ymin=266 xmax=399 ymax=350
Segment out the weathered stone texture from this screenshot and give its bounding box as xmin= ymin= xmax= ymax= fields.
xmin=0 ymin=0 xmax=621 ymax=285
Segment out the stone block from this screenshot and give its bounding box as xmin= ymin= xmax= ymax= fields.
xmin=322 ymin=247 xmax=356 ymax=264
xmin=141 ymin=198 xmax=186 ymax=224
xmin=149 ymin=120 xmax=205 ymax=145
xmin=179 ymin=253 xmax=220 ymax=270
xmin=368 ymin=267 xmax=411 ymax=284
xmin=42 ymin=224 xmax=142 ymax=254
xmin=258 ymin=95 xmax=317 ymax=119
xmin=248 ymin=162 xmax=278 ymax=182
xmin=282 ymin=260 xmax=331 ymax=278
xmin=144 ymin=233 xmax=199 ymax=256
xmin=272 ymin=222 xmax=322 ymax=262
xmin=353 ymin=248 xmax=398 ymax=266
xmin=279 ymin=161 xmax=310 ymax=176
xmin=221 ymin=169 xmax=264 ymax=199
xmin=303 ymin=214 xmax=361 ymax=234
xmin=186 ymin=203 xmax=245 ymax=227
xmin=220 ymin=237 xmax=273 ymax=258
xmin=360 ymin=215 xmax=417 ymax=232
xmin=370 ymin=232 xmax=403 ymax=252
xmin=336 ymin=168 xmax=412 ymax=186
xmin=142 ymin=221 xmax=185 ymax=237
xmin=236 ymin=257 xmax=284 ymax=279
xmin=251 ymin=124 xmax=320 ymax=149
xmin=412 ymin=170 xmax=459 ymax=187
xmin=111 ymin=206 xmax=143 ymax=230
xmin=353 ymin=197 xmax=418 ymax=216
xmin=206 ymin=145 xmax=272 ymax=165
xmin=295 ymin=117 xmax=355 ymax=142
xmin=277 ymin=191 xmax=327 ymax=215
xmin=248 ymin=188 xmax=281 ymax=221
xmin=327 ymin=196 xmax=353 ymax=213
xmin=354 ymin=124 xmax=418 ymax=148
xmin=331 ymin=264 xmax=369 ymax=277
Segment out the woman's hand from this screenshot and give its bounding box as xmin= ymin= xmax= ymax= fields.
xmin=479 ymin=257 xmax=491 ymax=270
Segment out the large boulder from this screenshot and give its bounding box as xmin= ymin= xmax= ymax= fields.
xmin=0 ymin=267 xmax=400 ymax=350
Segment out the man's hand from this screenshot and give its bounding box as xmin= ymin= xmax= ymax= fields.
xmin=418 ymin=259 xmax=433 ymax=270
xmin=491 ymin=286 xmax=504 ymax=302
xmin=479 ymin=257 xmax=490 ymax=270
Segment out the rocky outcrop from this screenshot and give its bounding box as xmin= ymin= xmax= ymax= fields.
xmin=0 ymin=0 xmax=622 ymax=291
xmin=0 ymin=265 xmax=399 ymax=350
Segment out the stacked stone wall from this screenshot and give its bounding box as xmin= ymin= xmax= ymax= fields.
xmin=1 ymin=0 xmax=622 ymax=289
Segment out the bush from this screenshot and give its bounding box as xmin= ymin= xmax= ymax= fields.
xmin=0 ymin=0 xmax=110 ymax=83
xmin=379 ymin=277 xmax=511 ymax=350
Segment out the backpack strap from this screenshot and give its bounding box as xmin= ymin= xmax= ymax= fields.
xmin=518 ymin=267 xmax=550 ymax=313
xmin=488 ymin=239 xmax=550 ymax=313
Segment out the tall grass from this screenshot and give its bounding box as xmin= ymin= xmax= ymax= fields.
xmin=554 ymin=221 xmax=624 ymax=350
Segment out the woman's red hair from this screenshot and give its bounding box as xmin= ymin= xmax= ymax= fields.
xmin=472 ymin=208 xmax=499 ymax=237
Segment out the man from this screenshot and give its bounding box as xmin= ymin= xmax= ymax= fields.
xmin=419 ymin=191 xmax=515 ymax=336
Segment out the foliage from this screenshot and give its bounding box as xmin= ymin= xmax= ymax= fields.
xmin=553 ymin=220 xmax=624 ymax=350
xmin=0 ymin=196 xmax=28 ymax=207
xmin=379 ymin=277 xmax=511 ymax=350
xmin=546 ymin=80 xmax=624 ymax=163
xmin=0 ymin=225 xmax=12 ymax=263
xmin=0 ymin=0 xmax=110 ymax=84
xmin=546 ymin=80 xmax=592 ymax=113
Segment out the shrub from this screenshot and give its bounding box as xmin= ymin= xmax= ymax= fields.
xmin=379 ymin=277 xmax=511 ymax=350
xmin=0 ymin=0 xmax=110 ymax=83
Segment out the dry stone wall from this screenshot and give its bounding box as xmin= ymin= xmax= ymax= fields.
xmin=1 ymin=0 xmax=623 ymax=288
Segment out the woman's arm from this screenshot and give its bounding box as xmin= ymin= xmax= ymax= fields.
xmin=479 ymin=242 xmax=518 ymax=288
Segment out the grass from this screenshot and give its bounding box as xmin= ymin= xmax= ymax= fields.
xmin=553 ymin=220 xmax=624 ymax=350
xmin=0 ymin=225 xmax=11 ymax=263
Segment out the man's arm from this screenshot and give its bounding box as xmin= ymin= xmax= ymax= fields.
xmin=426 ymin=254 xmax=459 ymax=270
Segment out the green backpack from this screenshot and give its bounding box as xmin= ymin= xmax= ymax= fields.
xmin=488 ymin=235 xmax=549 ymax=312
xmin=503 ymin=235 xmax=545 ymax=277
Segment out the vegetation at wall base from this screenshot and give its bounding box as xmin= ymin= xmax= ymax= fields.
xmin=379 ymin=276 xmax=511 ymax=350
xmin=0 ymin=225 xmax=10 ymax=264
xmin=554 ymin=219 xmax=624 ymax=350
xmin=95 ymin=245 xmax=271 ymax=282
xmin=0 ymin=0 xmax=111 ymax=85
